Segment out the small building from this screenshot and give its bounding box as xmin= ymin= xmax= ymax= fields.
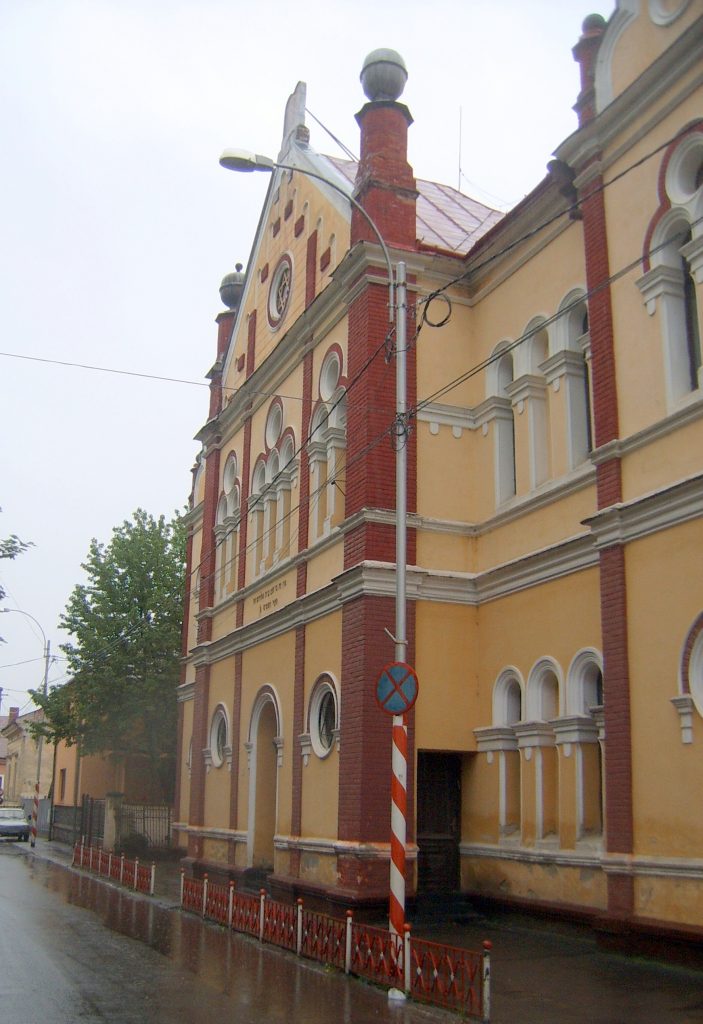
xmin=175 ymin=4 xmax=703 ymax=949
xmin=1 ymin=707 xmax=54 ymax=802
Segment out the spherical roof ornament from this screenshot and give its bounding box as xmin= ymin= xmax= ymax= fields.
xmin=360 ymin=49 xmax=407 ymax=102
xmin=220 ymin=262 xmax=245 ymax=310
xmin=581 ymin=13 xmax=607 ymax=33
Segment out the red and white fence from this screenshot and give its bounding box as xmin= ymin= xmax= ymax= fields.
xmin=179 ymin=873 xmax=491 ymax=1019
xmin=72 ymin=842 xmax=155 ymax=896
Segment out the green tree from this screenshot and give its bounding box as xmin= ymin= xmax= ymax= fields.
xmin=32 ymin=509 xmax=185 ymax=801
xmin=0 ymin=507 xmax=33 ymax=640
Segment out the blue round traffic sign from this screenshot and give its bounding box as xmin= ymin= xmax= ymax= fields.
xmin=375 ymin=662 xmax=420 ymax=715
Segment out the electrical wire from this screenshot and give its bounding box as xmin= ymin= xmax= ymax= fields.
xmin=188 ymin=210 xmax=703 ymax=602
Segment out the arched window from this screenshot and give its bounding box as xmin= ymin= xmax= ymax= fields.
xmin=250 ymin=460 xmax=266 ymax=576
xmin=491 ymin=347 xmax=516 ymax=504
xmin=248 ymin=403 xmax=298 ymax=580
xmin=308 ymin=349 xmax=347 ymax=541
xmin=543 ymin=290 xmax=592 ymax=471
xmin=637 ymin=130 xmax=703 ymax=406
xmin=520 ymin=320 xmax=551 ymax=488
xmin=561 ymin=650 xmax=604 ymax=840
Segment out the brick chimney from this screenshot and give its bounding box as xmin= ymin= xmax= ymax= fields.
xmin=9 ymin=707 xmax=19 ymax=722
xmin=353 ymin=49 xmax=417 ymax=250
xmin=572 ymin=14 xmax=607 ymax=127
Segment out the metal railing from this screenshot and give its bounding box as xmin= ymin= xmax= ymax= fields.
xmin=72 ymin=842 xmax=155 ymax=896
xmin=179 ymin=873 xmax=491 ymax=1019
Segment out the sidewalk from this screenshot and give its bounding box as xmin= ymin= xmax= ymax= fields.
xmin=17 ymin=838 xmax=703 ymax=1024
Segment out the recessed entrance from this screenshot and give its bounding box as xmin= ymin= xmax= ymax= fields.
xmin=247 ymin=691 xmax=279 ymax=870
xmin=416 ymin=751 xmax=461 ymax=893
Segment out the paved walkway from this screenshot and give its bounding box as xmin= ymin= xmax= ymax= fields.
xmin=16 ymin=839 xmax=703 ymax=1023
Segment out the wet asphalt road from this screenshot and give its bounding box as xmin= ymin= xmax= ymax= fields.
xmin=3 ymin=838 xmax=703 ymax=1023
xmin=0 ymin=841 xmax=449 ymax=1024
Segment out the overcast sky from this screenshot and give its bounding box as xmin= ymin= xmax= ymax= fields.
xmin=0 ymin=0 xmax=613 ymax=714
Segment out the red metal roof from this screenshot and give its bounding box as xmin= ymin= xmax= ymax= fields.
xmin=324 ymin=155 xmax=504 ymax=256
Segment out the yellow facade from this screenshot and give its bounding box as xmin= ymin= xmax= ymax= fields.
xmin=176 ymin=8 xmax=703 ymax=945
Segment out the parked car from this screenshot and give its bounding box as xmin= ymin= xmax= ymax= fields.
xmin=0 ymin=806 xmax=31 ymax=841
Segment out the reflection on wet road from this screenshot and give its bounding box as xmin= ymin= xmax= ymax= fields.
xmin=0 ymin=845 xmax=442 ymax=1023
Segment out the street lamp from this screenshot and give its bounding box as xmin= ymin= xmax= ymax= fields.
xmin=1 ymin=608 xmax=51 ymax=846
xmin=220 ymin=148 xmax=411 ymax=936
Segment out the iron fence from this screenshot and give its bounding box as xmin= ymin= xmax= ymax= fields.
xmin=178 ymin=874 xmax=490 ymax=1019
xmin=72 ymin=842 xmax=155 ymax=896
xmin=117 ymin=803 xmax=171 ymax=850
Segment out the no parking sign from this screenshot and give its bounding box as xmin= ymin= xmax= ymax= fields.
xmin=375 ymin=661 xmax=419 ymax=715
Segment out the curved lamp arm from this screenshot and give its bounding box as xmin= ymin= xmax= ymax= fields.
xmin=219 ymin=148 xmax=395 ymax=323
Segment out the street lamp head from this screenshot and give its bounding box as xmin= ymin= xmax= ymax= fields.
xmin=219 ymin=149 xmax=276 ymax=173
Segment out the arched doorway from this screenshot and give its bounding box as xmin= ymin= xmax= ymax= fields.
xmin=247 ymin=688 xmax=281 ymax=869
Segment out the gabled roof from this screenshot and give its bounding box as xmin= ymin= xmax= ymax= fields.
xmin=325 ymin=156 xmax=504 ymax=256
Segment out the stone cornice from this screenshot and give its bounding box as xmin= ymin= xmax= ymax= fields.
xmin=590 ymin=393 xmax=703 ymax=466
xmin=185 ymin=468 xmax=701 ymax=665
xmin=177 ymin=681 xmax=195 ymax=703
xmin=460 ymin=841 xmax=602 ymax=870
xmin=584 ymin=473 xmax=703 ymax=548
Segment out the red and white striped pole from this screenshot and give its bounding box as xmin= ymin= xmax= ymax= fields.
xmin=391 ymin=261 xmax=408 ymax=938
xmin=30 ymin=781 xmax=39 ymax=848
xmin=390 ymin=715 xmax=408 ymax=935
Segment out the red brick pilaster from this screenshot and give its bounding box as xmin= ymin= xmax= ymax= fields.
xmin=344 ymin=279 xmax=417 ymax=569
xmin=188 ymin=663 xmax=211 ymax=856
xmin=297 ymin=352 xmax=313 ymax=596
xmin=180 ymin=526 xmax=194 ymax=671
xmin=173 ymin=697 xmax=185 ymax=826
xmin=574 ymin=15 xmax=633 ymax=920
xmin=197 ymin=443 xmax=221 ymax=645
xmin=229 ymin=651 xmax=243 ymax=841
xmin=338 ymin=595 xmax=416 ymax=900
xmin=290 ymin=625 xmax=306 ymax=878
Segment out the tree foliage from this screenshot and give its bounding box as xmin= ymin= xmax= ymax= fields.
xmin=31 ymin=509 xmax=185 ymax=801
xmin=0 ymin=507 xmax=33 ymax=640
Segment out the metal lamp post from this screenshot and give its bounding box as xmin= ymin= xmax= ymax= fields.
xmin=1 ymin=608 xmax=51 ymax=846
xmin=220 ymin=149 xmax=411 ymax=935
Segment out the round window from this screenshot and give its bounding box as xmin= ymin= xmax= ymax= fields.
xmin=268 ymin=255 xmax=292 ymax=328
xmin=210 ymin=707 xmax=228 ymax=768
xmin=310 ymin=681 xmax=338 ymax=758
xmin=689 ymin=630 xmax=703 ymax=718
